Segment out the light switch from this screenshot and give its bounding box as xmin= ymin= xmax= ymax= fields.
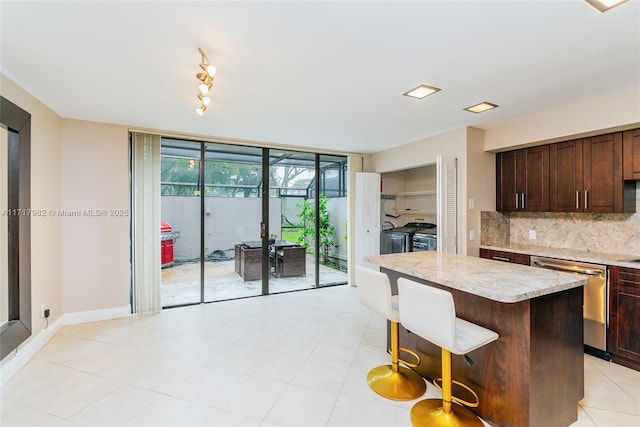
xmin=469 ymin=230 xmax=475 ymax=241
xmin=468 ymin=198 xmax=475 ymax=210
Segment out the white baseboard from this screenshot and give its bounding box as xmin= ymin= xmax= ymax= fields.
xmin=0 ymin=316 xmax=64 ymax=387
xmin=0 ymin=305 xmax=131 ymax=387
xmin=64 ymin=305 xmax=131 ymax=326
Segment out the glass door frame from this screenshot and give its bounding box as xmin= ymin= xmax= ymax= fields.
xmin=260 ymin=147 xmax=270 ymax=295
xmin=158 ymin=140 xmax=347 ymax=307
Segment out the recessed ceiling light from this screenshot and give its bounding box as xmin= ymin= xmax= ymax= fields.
xmin=584 ymin=0 xmax=629 ymax=12
xmin=402 ymin=84 xmax=441 ymax=99
xmin=464 ymin=102 xmax=499 ymax=114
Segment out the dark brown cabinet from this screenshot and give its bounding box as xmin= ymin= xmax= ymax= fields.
xmin=582 ymin=133 xmax=628 ymax=213
xmin=496 ymin=145 xmax=549 ymax=212
xmin=548 ymin=133 xmax=635 ymax=213
xmin=479 ymin=248 xmax=530 ymax=266
xmin=608 ymin=266 xmax=640 ymax=371
xmin=496 ymin=130 xmax=637 ymax=213
xmin=623 ymin=128 xmax=640 ymax=180
xmin=549 ymin=139 xmax=583 ymax=212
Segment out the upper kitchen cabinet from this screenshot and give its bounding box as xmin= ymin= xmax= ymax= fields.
xmin=623 ymin=129 xmax=640 ymax=180
xmin=550 ymin=139 xmax=585 ymax=212
xmin=550 ymin=133 xmax=635 ymax=213
xmin=496 ymin=145 xmax=549 ymax=212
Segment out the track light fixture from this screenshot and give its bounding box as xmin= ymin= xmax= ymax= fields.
xmin=196 ymin=48 xmax=215 ymax=116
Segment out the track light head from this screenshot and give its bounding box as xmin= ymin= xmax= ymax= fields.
xmin=196 ymin=48 xmax=215 ymax=115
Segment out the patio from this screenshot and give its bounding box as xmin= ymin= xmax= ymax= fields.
xmin=161 ymin=254 xmax=348 ymax=307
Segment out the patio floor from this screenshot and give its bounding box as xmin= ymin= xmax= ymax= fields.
xmin=161 ymin=254 xmax=348 ymax=307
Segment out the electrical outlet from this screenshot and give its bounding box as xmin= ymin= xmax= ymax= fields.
xmin=529 ymin=229 xmax=536 ymax=240
xmin=41 ymin=304 xmax=49 ymax=318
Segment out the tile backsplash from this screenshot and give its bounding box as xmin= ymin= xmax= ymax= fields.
xmin=481 ymin=187 xmax=640 ymax=256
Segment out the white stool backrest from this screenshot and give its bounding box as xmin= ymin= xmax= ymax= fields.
xmin=355 ymin=265 xmax=396 ymax=322
xmin=397 ymin=277 xmax=457 ymax=351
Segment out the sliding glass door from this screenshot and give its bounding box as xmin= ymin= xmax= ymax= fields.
xmin=268 ymin=149 xmax=316 ymax=294
xmin=157 ymin=137 xmax=348 ymax=308
xmin=203 ymin=143 xmax=264 ymax=302
xmin=318 ymin=154 xmax=348 ymax=287
xmin=160 ymin=140 xmax=202 ymax=307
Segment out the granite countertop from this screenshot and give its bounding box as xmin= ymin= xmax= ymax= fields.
xmin=480 ymin=243 xmax=640 ymax=269
xmin=364 ymin=251 xmax=586 ymax=303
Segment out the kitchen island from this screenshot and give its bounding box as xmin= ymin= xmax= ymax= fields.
xmin=365 ymin=251 xmax=587 ymax=427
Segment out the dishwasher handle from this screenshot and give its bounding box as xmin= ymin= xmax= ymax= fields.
xmin=532 ymin=259 xmax=602 ymax=276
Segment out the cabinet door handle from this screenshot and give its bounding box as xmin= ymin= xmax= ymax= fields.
xmin=521 ymin=193 xmax=525 ymax=210
xmin=576 ymin=191 xmax=579 ymax=210
xmin=492 ymin=256 xmax=511 ymax=262
xmin=515 ymin=193 xmax=519 ymax=209
xmin=584 ymin=191 xmax=588 ymax=209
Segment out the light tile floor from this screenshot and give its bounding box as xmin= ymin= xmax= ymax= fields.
xmin=1 ymin=285 xmax=639 ymax=426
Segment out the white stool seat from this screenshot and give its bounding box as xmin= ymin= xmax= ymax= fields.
xmin=454 ymin=317 xmax=500 ymax=355
xmin=355 ymin=266 xmax=426 ymax=401
xmin=397 ymin=277 xmax=498 ymax=354
xmin=397 ymin=277 xmax=498 ymax=427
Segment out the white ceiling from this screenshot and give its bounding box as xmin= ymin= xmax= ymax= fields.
xmin=1 ymin=1 xmax=638 ymax=154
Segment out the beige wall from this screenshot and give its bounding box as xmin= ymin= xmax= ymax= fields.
xmin=0 ymin=74 xmax=63 ymax=337
xmin=372 ymin=127 xmax=468 ymax=173
xmin=60 ymin=120 xmax=130 ymax=314
xmin=372 ymin=127 xmax=470 ymax=254
xmin=484 ymin=88 xmax=640 ymax=152
xmin=466 ymin=127 xmax=495 ymax=257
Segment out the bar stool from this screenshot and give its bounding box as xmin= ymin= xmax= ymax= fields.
xmin=397 ymin=277 xmax=498 ymax=426
xmin=355 ymin=266 xmax=426 ymax=401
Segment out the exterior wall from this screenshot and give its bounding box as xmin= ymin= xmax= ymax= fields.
xmin=326 ymin=196 xmax=348 ymax=262
xmin=60 ymin=119 xmax=130 ymax=314
xmin=0 ymin=74 xmax=63 ymax=344
xmin=161 ymin=196 xmax=282 ymax=260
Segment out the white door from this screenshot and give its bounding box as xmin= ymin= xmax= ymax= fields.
xmin=437 ymin=156 xmax=457 ymax=254
xmin=355 ymin=172 xmax=381 ymax=268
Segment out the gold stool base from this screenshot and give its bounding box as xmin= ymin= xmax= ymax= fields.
xmin=367 ymin=365 xmax=426 ymax=401
xmin=410 ymin=399 xmax=484 ymax=427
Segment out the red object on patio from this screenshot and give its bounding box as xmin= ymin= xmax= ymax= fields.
xmin=161 ymin=221 xmax=176 ymax=267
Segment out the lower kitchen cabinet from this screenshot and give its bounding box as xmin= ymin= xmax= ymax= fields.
xmin=608 ymin=266 xmax=640 ymax=371
xmin=479 ymin=248 xmax=531 ymax=266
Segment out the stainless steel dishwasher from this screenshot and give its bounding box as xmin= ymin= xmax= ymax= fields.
xmin=530 ymin=256 xmax=611 ymax=360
